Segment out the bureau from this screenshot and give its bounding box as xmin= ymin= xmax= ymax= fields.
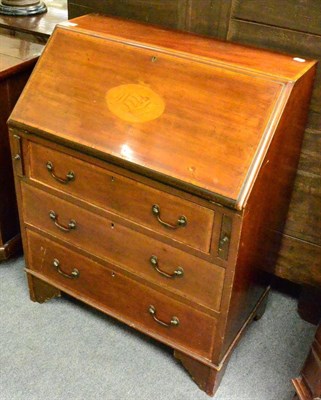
xmin=8 ymin=15 xmax=316 ymax=396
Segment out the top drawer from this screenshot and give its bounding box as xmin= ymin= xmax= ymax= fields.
xmin=28 ymin=141 xmax=214 ymax=253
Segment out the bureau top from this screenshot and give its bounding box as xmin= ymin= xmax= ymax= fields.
xmin=8 ymin=15 xmax=316 ymax=209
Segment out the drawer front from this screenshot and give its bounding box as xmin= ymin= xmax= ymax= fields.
xmin=26 ymin=229 xmax=216 ymax=359
xmin=21 ymin=183 xmax=224 ymax=312
xmin=28 ymin=141 xmax=214 ymax=252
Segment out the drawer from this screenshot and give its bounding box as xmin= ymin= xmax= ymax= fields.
xmin=28 ymin=141 xmax=214 ymax=253
xmin=26 ymin=229 xmax=217 ymax=359
xmin=21 ymin=183 xmax=224 ymax=312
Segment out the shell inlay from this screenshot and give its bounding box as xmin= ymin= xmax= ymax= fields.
xmin=106 ymin=84 xmax=165 ymax=123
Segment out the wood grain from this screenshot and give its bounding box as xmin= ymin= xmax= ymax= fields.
xmin=28 ymin=141 xmax=215 ymax=253
xmin=232 ymin=0 xmax=321 ymax=36
xmin=227 ymin=16 xmax=321 ymax=290
xmin=67 ymin=0 xmax=234 ymax=39
xmin=27 ymin=274 xmax=61 ymax=303
xmin=219 ymin=66 xmax=315 ymax=360
xmin=284 ymin=150 xmax=321 ymax=246
xmin=0 ymin=0 xmax=67 ymax=38
xmin=227 ymin=20 xmax=321 ymax=116
xmin=185 ymin=0 xmax=232 ymax=38
xmin=10 ymin=20 xmax=303 ymax=206
xmin=0 ymin=234 xmax=22 ymax=260
xmin=66 ymin=0 xmax=321 ymax=294
xmin=68 ymin=14 xmax=316 ymax=81
xmin=174 ymin=349 xmax=224 ymax=396
xmin=8 ymin=15 xmax=315 ymax=396
xmin=27 ymin=229 xmax=217 ymax=359
xmin=21 ymin=182 xmax=225 ymax=312
xmin=0 ymin=34 xmax=42 ymax=259
xmin=0 ymin=34 xmax=43 ymax=78
xmin=68 ymin=0 xmax=188 ymax=29
xmin=273 ymin=235 xmax=321 ymax=288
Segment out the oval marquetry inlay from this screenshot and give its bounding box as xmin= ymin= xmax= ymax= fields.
xmin=106 ymin=84 xmax=165 ymax=123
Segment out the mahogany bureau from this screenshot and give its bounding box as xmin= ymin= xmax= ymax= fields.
xmin=8 ymin=15 xmax=316 ymax=396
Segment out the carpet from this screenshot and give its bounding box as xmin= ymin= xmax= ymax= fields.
xmin=0 ymin=256 xmax=316 ymax=400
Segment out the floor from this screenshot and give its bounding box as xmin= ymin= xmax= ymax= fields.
xmin=0 ymin=256 xmax=316 ymax=400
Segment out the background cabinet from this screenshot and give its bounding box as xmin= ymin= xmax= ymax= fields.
xmin=0 ymin=35 xmax=43 ymax=260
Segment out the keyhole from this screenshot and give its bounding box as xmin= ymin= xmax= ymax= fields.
xmin=111 ymin=223 xmax=115 ymax=229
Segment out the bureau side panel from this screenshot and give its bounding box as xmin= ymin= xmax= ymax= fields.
xmin=218 ymin=68 xmax=316 ymax=359
xmin=227 ymin=16 xmax=321 ymax=289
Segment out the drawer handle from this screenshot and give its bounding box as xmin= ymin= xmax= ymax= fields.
xmin=148 ymin=305 xmax=179 ymax=327
xmin=53 ymin=258 xmax=80 ymax=279
xmin=46 ymin=161 xmax=75 ymax=184
xmin=150 ymin=255 xmax=184 ymax=278
xmin=49 ymin=210 xmax=77 ymax=232
xmin=151 ymin=204 xmax=187 ymax=229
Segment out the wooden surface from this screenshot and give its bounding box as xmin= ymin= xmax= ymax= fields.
xmin=0 ymin=34 xmax=43 ymax=260
xmin=292 ymin=323 xmax=321 ymax=400
xmin=0 ymin=0 xmax=67 ymax=38
xmin=28 ymin=141 xmax=215 ymax=253
xmin=226 ymin=0 xmax=321 ymax=294
xmin=67 ymin=0 xmax=230 ymax=37
xmin=21 ymin=180 xmax=224 ymax=312
xmin=8 ymin=15 xmax=315 ymax=396
xmin=8 ymin=16 xmax=316 ymax=209
xmin=27 ymin=229 xmax=217 ymax=358
xmin=64 ymin=15 xmax=315 ymax=81
xmin=0 ymin=33 xmax=43 ymax=76
xmin=221 ymin=66 xmax=316 ymax=358
xmin=67 ymin=0 xmax=321 ymax=311
xmin=232 ymin=0 xmax=321 ymax=36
